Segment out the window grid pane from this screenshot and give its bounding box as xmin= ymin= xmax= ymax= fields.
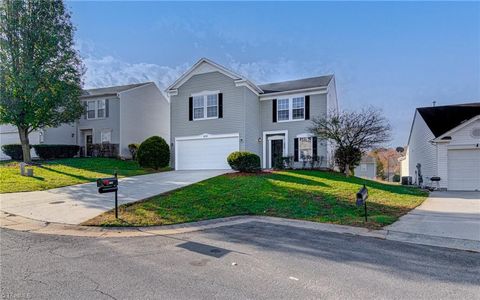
xmin=292 ymin=97 xmax=304 ymax=108
xmin=207 ymin=94 xmax=217 ymax=107
xmin=278 ymin=110 xmax=289 ymax=121
xmin=193 ymin=96 xmax=204 ymax=108
xmin=292 ymin=108 xmax=304 ymax=120
xmin=299 ymin=137 xmax=312 ymax=160
xmin=194 ymin=108 xmax=204 ymax=119
xmin=97 ymin=109 xmax=105 ymax=118
xmin=278 ymin=99 xmax=289 ymax=110
xmin=207 ymin=106 xmax=217 ymax=118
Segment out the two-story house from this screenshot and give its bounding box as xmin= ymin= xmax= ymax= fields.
xmin=0 ymin=82 xmax=170 ymax=160
xmin=166 ymin=58 xmax=338 ymax=170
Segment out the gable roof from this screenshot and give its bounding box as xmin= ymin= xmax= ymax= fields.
xmin=258 ymin=75 xmax=333 ymax=94
xmin=417 ymin=102 xmax=480 ymax=138
xmin=166 ymin=58 xmax=334 ymax=97
xmin=166 ymin=58 xmax=262 ymax=95
xmin=81 ymin=82 xmax=153 ymax=98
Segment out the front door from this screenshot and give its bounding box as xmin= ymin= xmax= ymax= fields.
xmin=85 ymin=134 xmax=93 ymax=157
xmin=270 ymin=139 xmax=284 ymax=169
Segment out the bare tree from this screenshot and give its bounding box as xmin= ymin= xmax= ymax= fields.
xmin=309 ymin=107 xmax=391 ymax=176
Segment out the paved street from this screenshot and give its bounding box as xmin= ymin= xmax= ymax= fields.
xmin=1 ymin=221 xmax=479 ymax=299
xmin=0 ymin=170 xmax=227 ymax=224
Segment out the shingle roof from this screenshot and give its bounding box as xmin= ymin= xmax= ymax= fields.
xmin=81 ymin=82 xmax=152 ymax=98
xmin=259 ymin=75 xmax=333 ymax=94
xmin=417 ymin=102 xmax=480 ymax=138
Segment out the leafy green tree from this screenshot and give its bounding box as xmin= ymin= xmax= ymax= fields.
xmin=0 ymin=0 xmax=84 ymax=162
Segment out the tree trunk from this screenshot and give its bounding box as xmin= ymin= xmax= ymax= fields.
xmin=345 ymin=163 xmax=350 ymax=177
xmin=18 ymin=127 xmax=31 ymax=163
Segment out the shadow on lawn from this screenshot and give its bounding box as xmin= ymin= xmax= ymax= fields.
xmin=39 ymin=165 xmax=95 ymax=182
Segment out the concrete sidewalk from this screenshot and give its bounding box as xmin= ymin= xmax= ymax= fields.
xmin=386 ymin=191 xmax=480 ymax=250
xmin=0 ymin=170 xmax=227 ymax=225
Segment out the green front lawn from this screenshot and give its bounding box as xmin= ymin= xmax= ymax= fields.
xmin=0 ymin=158 xmax=167 ymax=193
xmin=84 ymin=170 xmax=428 ymax=229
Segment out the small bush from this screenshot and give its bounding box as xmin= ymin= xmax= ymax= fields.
xmin=392 ymin=174 xmax=401 ymax=182
xmin=1 ymin=144 xmax=26 ymax=160
xmin=32 ymin=144 xmax=80 ymax=160
xmin=137 ymin=136 xmax=170 ymax=170
xmin=128 ymin=143 xmax=139 ymax=160
xmin=227 ymin=151 xmax=261 ymax=173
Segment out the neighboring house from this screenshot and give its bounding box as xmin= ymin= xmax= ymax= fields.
xmin=0 ymin=82 xmax=170 ymax=160
xmin=400 ymin=103 xmax=480 ymax=191
xmin=166 ymin=58 xmax=338 ymax=170
xmin=0 ymin=125 xmax=40 ymax=160
xmin=354 ymin=155 xmax=377 ymax=179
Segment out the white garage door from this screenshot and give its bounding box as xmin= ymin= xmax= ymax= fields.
xmin=176 ymin=134 xmax=239 ymax=170
xmin=448 ymin=149 xmax=480 ymax=191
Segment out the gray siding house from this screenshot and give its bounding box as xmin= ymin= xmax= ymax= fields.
xmin=40 ymin=82 xmax=169 ymax=158
xmin=354 ymin=155 xmax=377 ymax=179
xmin=167 ymin=58 xmax=338 ymax=170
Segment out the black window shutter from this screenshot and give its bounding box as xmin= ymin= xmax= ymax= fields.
xmin=218 ymin=93 xmax=223 ymax=118
xmin=272 ymin=99 xmax=277 ymax=122
xmin=305 ymin=95 xmax=310 ymax=120
xmin=312 ymin=137 xmax=318 ymax=158
xmin=188 ymin=97 xmax=193 ymax=121
xmin=84 ymin=102 xmax=87 ymax=119
xmin=294 ymin=138 xmax=299 ymax=162
xmin=105 ymin=99 xmax=109 ymax=118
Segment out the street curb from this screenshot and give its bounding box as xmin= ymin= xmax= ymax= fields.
xmin=0 ymin=211 xmax=386 ymax=239
xmin=385 ymin=230 xmax=480 ymax=252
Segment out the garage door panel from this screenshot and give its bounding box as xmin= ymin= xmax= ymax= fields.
xmin=176 ymin=135 xmax=239 ymax=170
xmin=448 ymin=149 xmax=480 ymax=191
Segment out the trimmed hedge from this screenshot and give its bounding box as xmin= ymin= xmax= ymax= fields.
xmin=32 ymin=144 xmax=80 ymax=160
xmin=137 ymin=136 xmax=170 ymax=170
xmin=1 ymin=144 xmax=26 ymax=160
xmin=227 ymin=151 xmax=261 ymax=173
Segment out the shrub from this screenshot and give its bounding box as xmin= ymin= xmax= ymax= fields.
xmin=32 ymin=144 xmax=80 ymax=160
xmin=137 ymin=136 xmax=170 ymax=170
xmin=1 ymin=144 xmax=26 ymax=160
xmin=128 ymin=143 xmax=139 ymax=160
xmin=392 ymin=174 xmax=401 ymax=182
xmin=227 ymin=151 xmax=261 ymax=173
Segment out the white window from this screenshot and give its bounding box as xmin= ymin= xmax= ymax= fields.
xmin=277 ymin=99 xmax=289 ymax=121
xmin=277 ymin=96 xmax=305 ymax=122
xmin=86 ymin=100 xmax=96 ymax=119
xmin=299 ymin=137 xmax=313 ymax=160
xmin=292 ymin=97 xmax=305 ymax=120
xmin=101 ymin=129 xmax=112 ymax=143
xmin=97 ymin=99 xmax=106 ymax=118
xmin=192 ymin=92 xmax=218 ymax=120
xmin=85 ymin=99 xmax=107 ymax=119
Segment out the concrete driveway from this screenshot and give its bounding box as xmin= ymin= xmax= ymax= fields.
xmin=386 ymin=191 xmax=480 ymax=249
xmin=0 ymin=170 xmax=228 ymax=225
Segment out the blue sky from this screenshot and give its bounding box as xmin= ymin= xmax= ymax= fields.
xmin=68 ymin=1 xmax=480 ymax=146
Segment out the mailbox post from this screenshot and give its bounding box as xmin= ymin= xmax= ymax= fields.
xmin=356 ymin=184 xmax=368 ymax=222
xmin=97 ymin=172 xmax=119 ymax=218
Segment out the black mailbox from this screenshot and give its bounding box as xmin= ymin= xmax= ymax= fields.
xmin=97 ymin=173 xmax=119 ymax=218
xmin=356 ymin=185 xmax=368 ymax=206
xmin=97 ymin=177 xmax=118 ymax=188
xmin=356 ymin=184 xmax=369 ymax=222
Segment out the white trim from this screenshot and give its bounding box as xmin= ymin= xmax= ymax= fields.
xmin=432 ymin=115 xmax=480 ymax=143
xmin=191 ymin=90 xmax=220 ymax=97
xmin=268 ymin=136 xmax=285 ymax=169
xmin=296 ymin=132 xmax=314 ymax=138
xmin=166 ymin=58 xmax=262 ymax=94
xmin=85 ymin=99 xmax=107 ymax=120
xmin=259 ymin=87 xmax=327 ymax=100
xmin=174 ymin=133 xmax=240 ymax=170
xmin=447 ymin=144 xmax=480 ymax=150
xmin=262 ymin=130 xmax=288 ymax=168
